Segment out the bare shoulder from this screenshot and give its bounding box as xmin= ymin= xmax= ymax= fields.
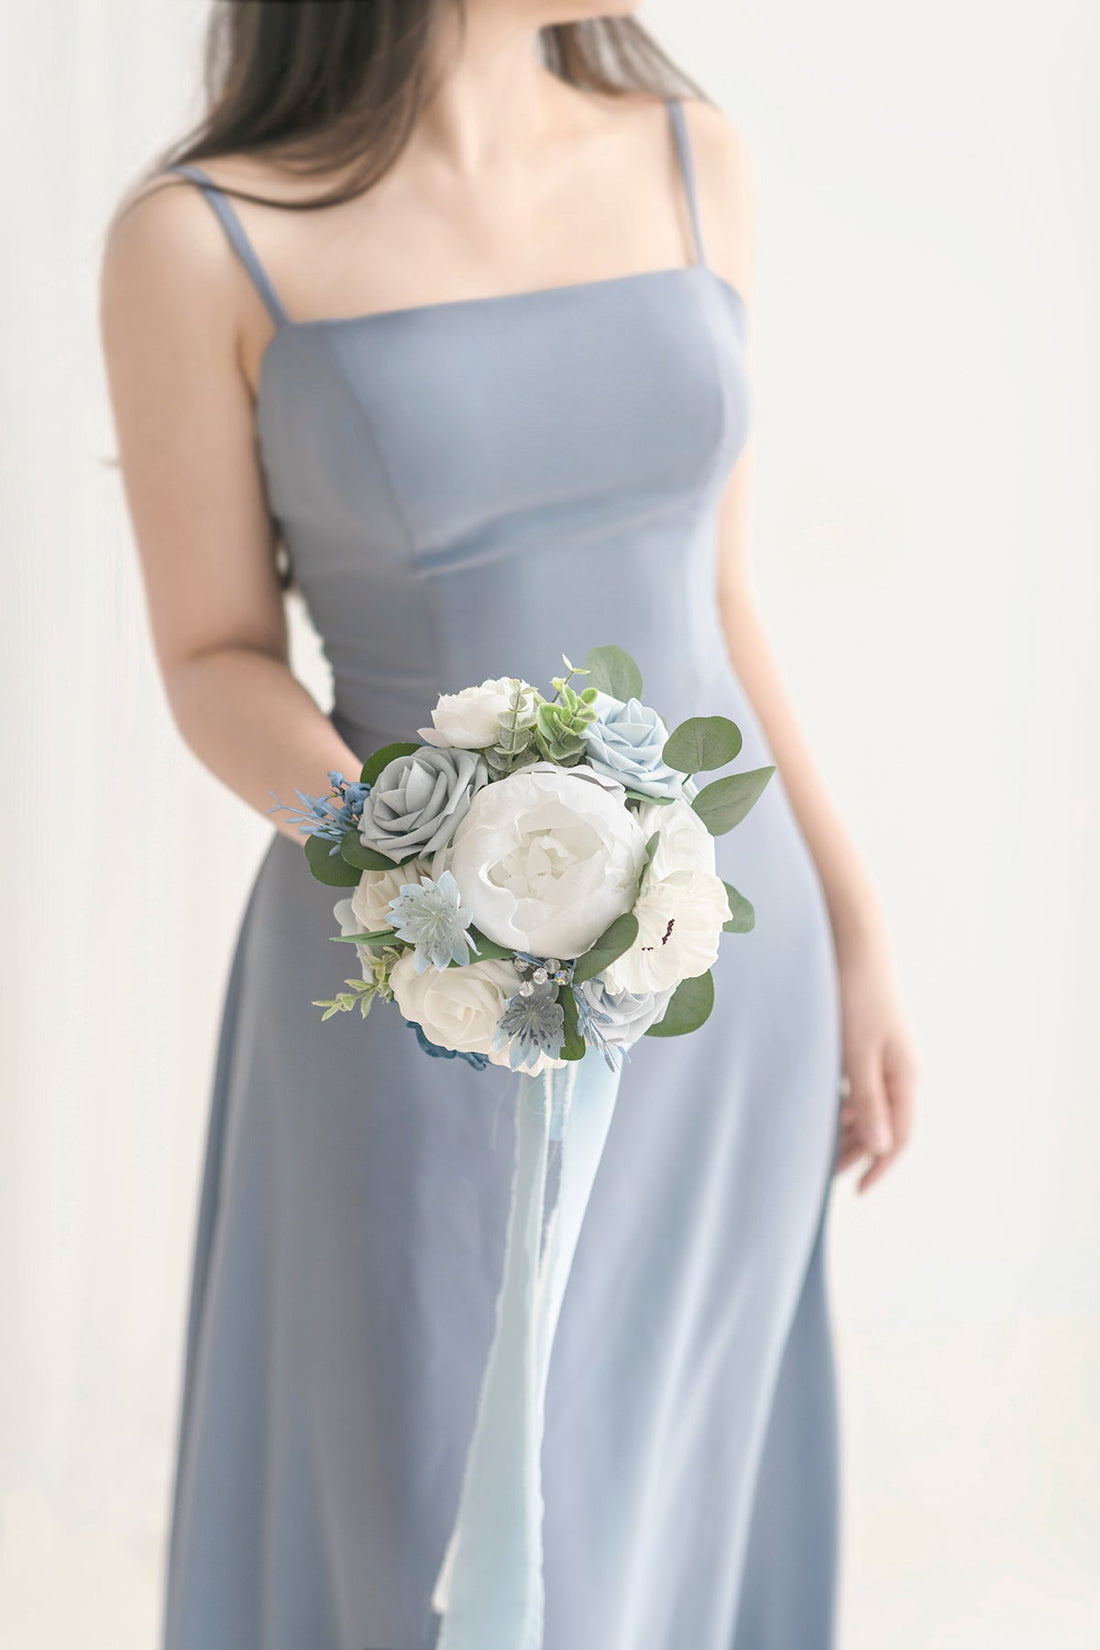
xmin=678 ymin=98 xmax=760 ymax=302
xmin=99 ymin=168 xmax=247 ymax=358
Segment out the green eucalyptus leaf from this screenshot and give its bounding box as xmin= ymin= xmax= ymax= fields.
xmin=691 ymin=767 xmax=775 ymax=835
xmin=644 ymin=971 xmax=715 ymax=1037
xmin=584 ymin=644 xmax=643 ymax=703
xmin=331 ymin=929 xmax=398 ymax=945
xmin=623 ymin=789 xmax=675 ymax=807
xmin=571 ymin=911 xmax=639 ymax=986
xmin=468 ymin=927 xmax=515 ymax=962
xmin=360 ymin=741 xmax=420 ymax=787
xmin=559 ymin=986 xmax=586 ymax=1060
xmin=721 ymin=883 xmax=756 ymax=934
xmin=663 ymin=715 xmax=743 ymax=775
xmin=340 ymin=829 xmax=401 ymax=872
xmin=305 ymin=832 xmax=361 ymax=887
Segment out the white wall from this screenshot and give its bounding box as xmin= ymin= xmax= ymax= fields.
xmin=2 ymin=2 xmax=1096 ymax=1645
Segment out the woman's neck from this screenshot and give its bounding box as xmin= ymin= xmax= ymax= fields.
xmin=417 ymin=12 xmax=576 ymax=178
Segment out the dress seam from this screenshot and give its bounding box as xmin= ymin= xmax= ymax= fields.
xmin=312 ymin=326 xmax=449 ymax=699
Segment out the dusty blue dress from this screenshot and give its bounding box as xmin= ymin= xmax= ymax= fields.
xmin=163 ymin=98 xmax=842 ymax=1650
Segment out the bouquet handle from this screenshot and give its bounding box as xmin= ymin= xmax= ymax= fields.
xmin=431 ymin=1056 xmax=622 ymax=1650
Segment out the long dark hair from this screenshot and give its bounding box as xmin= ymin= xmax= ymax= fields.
xmin=160 ymin=2 xmax=704 ymax=210
xmin=156 ymin=3 xmax=704 ymax=591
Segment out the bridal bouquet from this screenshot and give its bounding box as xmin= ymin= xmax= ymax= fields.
xmin=274 ymin=644 xmax=772 ymax=1650
xmin=283 ymin=646 xmax=772 ymax=1075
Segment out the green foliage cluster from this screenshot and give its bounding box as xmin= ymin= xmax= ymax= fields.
xmin=531 ymin=659 xmax=598 ymax=765
xmin=311 ymin=946 xmax=398 ymax=1020
xmin=485 ymin=677 xmax=539 ymax=778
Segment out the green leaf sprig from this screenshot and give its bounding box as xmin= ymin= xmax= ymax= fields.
xmin=486 ymin=677 xmax=540 ymax=778
xmin=531 ymin=657 xmax=598 ymax=765
xmin=312 ymin=947 xmax=397 ymax=1020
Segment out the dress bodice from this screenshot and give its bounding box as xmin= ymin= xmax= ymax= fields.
xmin=172 ymin=99 xmax=751 ymax=753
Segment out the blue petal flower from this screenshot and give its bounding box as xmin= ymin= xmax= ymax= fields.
xmin=387 ymin=869 xmax=476 ymax=972
xmin=493 ymin=982 xmax=565 ymax=1072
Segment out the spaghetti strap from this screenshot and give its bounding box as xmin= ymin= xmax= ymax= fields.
xmin=168 ymin=164 xmax=289 ymax=327
xmin=666 ymin=98 xmax=707 ymax=269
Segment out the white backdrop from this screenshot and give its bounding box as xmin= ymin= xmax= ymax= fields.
xmin=2 ymin=2 xmax=1097 ymax=1646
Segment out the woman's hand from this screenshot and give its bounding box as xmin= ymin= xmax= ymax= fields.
xmin=833 ymin=931 xmax=920 ymax=1193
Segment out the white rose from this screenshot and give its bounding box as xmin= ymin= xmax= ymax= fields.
xmin=334 ymin=896 xmax=361 ymax=943
xmin=635 ymin=796 xmax=717 ymax=879
xmin=390 ymin=953 xmax=517 ymax=1056
xmin=604 ymin=869 xmax=731 ymax=995
xmin=333 ymin=893 xmax=376 ymax=976
xmin=350 ymin=859 xmax=428 ymax=933
xmin=418 ymin=677 xmax=532 ymax=750
xmin=448 ymin=761 xmax=647 ymax=958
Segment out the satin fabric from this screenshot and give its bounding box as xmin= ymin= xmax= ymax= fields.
xmin=432 ymin=1057 xmax=622 ymax=1650
xmin=163 ymin=98 xmax=842 ymax=1650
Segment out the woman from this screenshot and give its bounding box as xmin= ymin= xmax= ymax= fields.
xmin=101 ymin=4 xmax=918 ymax=1648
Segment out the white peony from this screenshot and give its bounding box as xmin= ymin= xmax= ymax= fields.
xmin=418 ymin=677 xmax=532 ymax=750
xmin=448 ymin=761 xmax=647 ymax=959
xmin=603 ymin=869 xmax=731 ymax=995
xmin=390 ymin=953 xmax=517 ymax=1057
xmin=635 ymin=796 xmax=717 ymax=880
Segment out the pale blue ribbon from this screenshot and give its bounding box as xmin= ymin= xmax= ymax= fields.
xmin=431 ymin=1054 xmax=622 ymax=1649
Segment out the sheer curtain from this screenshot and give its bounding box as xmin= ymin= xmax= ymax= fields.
xmin=3 ymin=2 xmax=1097 ymax=1646
xmin=1 ymin=1 xmax=332 ymax=1634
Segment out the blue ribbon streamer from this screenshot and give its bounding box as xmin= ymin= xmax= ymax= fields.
xmin=431 ymin=1055 xmax=622 ymax=1649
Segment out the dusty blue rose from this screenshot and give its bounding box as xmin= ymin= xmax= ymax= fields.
xmin=577 ymin=975 xmax=677 ymax=1052
xmin=358 ymin=746 xmax=487 ymax=863
xmin=581 ymin=691 xmax=683 ymax=800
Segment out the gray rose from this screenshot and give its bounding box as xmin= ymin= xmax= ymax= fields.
xmin=359 ymin=747 xmax=488 ymax=863
xmin=577 ymin=976 xmax=678 ymax=1051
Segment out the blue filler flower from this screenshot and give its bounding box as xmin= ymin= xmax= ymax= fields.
xmin=268 ymin=768 xmax=371 ymax=849
xmin=406 ymin=1021 xmax=489 ymax=1070
xmin=387 ymin=869 xmax=475 ymax=972
xmin=572 ymin=985 xmax=626 ymax=1073
xmin=493 ymin=983 xmax=566 ymax=1073
xmin=576 ymin=976 xmax=677 ymax=1071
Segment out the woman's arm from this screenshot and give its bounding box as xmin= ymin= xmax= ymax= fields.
xmin=686 ymin=101 xmax=920 ymax=1192
xmin=99 ymin=179 xmax=360 ymax=846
